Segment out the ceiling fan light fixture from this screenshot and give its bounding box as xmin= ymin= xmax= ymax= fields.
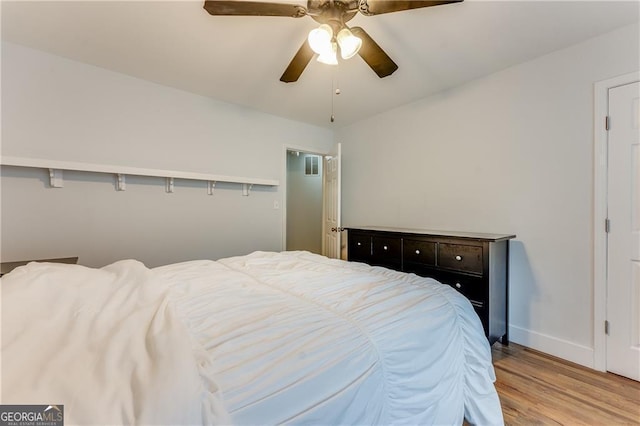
xmin=337 ymin=28 xmax=362 ymax=59
xmin=316 ymin=41 xmax=338 ymax=65
xmin=206 ymin=0 xmax=465 ymax=83
xmin=308 ymin=24 xmax=333 ymax=55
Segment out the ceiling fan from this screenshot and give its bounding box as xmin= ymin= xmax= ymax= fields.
xmin=203 ymin=0 xmax=463 ymax=83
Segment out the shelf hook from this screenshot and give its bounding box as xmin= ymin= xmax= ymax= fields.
xmin=48 ymin=169 xmax=64 ymax=188
xmin=242 ymin=183 xmax=253 ymax=196
xmin=116 ymin=174 xmax=126 ymax=191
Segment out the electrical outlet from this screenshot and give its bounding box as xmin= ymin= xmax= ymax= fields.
xmin=273 ymin=201 xmax=280 ymax=210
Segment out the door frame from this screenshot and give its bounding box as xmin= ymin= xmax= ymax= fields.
xmin=281 ymin=144 xmax=331 ymax=252
xmin=593 ymin=71 xmax=640 ymax=372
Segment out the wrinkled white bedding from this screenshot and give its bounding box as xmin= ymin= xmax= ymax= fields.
xmin=2 ymin=260 xmax=230 ymax=425
xmin=154 ymin=251 xmax=503 ymax=425
xmin=2 ymin=251 xmax=503 ymax=425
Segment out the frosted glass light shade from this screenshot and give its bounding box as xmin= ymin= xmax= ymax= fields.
xmin=316 ymin=41 xmax=338 ymax=65
xmin=308 ymin=24 xmax=333 ymax=55
xmin=337 ymin=28 xmax=362 ymax=59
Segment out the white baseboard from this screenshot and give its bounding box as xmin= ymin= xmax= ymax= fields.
xmin=508 ymin=325 xmax=595 ymax=369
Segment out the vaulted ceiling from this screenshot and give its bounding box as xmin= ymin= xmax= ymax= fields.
xmin=2 ymin=0 xmax=638 ymax=128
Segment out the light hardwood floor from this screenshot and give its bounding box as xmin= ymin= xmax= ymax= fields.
xmin=491 ymin=343 xmax=640 ymax=425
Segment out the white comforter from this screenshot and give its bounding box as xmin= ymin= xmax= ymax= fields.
xmin=155 ymin=251 xmax=503 ymax=425
xmin=2 ymin=251 xmax=503 ymax=425
xmin=2 ymin=260 xmax=230 ymax=425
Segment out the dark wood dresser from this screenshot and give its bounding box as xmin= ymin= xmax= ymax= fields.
xmin=346 ymin=227 xmax=515 ymax=345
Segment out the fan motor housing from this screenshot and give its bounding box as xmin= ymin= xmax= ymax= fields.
xmin=308 ymin=0 xmax=358 ymax=25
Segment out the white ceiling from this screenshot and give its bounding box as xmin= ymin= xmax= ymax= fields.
xmin=2 ymin=0 xmax=639 ymax=128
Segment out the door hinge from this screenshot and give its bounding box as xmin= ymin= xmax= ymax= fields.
xmin=605 ymin=320 xmax=610 ymax=335
xmin=605 ymin=218 xmax=611 ymax=233
xmin=605 ymin=116 xmax=610 ymax=131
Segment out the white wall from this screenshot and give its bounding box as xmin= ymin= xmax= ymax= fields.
xmin=1 ymin=42 xmax=334 ymax=267
xmin=336 ymin=23 xmax=640 ymax=367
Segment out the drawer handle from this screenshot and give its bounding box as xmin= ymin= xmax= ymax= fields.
xmin=415 ymin=249 xmax=421 ymax=255
xmin=455 ymin=255 xmax=463 ymax=261
xmin=455 ymin=282 xmax=462 ymax=289
xmin=383 ymin=245 xmax=388 ymax=251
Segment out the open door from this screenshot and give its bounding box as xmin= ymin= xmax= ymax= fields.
xmin=322 ymin=143 xmax=341 ymax=259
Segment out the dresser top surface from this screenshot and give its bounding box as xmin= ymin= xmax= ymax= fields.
xmin=345 ymin=226 xmax=516 ymax=242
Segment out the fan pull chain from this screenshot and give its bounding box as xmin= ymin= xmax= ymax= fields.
xmin=331 ymin=67 xmax=340 ymax=123
xmin=331 ymin=74 xmax=336 ymax=123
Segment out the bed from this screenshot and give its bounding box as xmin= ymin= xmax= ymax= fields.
xmin=1 ymin=251 xmax=503 ymax=425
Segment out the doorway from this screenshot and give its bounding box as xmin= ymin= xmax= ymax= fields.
xmin=285 ymin=149 xmax=324 ymax=254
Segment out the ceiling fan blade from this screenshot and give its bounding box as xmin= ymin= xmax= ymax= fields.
xmin=280 ymin=39 xmax=315 ymax=83
xmin=359 ymin=0 xmax=462 ymax=15
xmin=350 ymin=27 xmax=398 ymax=78
xmin=203 ymin=1 xmax=307 ymax=17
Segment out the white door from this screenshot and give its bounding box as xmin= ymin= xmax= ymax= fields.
xmin=606 ymin=81 xmax=640 ymax=381
xmin=322 ymin=143 xmax=341 ymax=259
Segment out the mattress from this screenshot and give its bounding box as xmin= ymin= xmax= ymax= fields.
xmin=2 ymin=251 xmax=503 ymax=425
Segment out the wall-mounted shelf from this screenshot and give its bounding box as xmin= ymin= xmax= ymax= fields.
xmin=0 ymin=156 xmax=279 ymax=196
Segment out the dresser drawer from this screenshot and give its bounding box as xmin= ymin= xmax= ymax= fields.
xmin=371 ymin=236 xmax=402 ymax=268
xmin=435 ymin=273 xmax=487 ymax=308
xmin=348 ymin=233 xmax=371 ymax=262
xmin=403 ymin=239 xmax=436 ymax=266
xmin=438 ymin=243 xmax=483 ymax=275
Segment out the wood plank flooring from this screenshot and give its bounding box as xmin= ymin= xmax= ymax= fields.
xmin=491 ymin=343 xmax=640 ymax=425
